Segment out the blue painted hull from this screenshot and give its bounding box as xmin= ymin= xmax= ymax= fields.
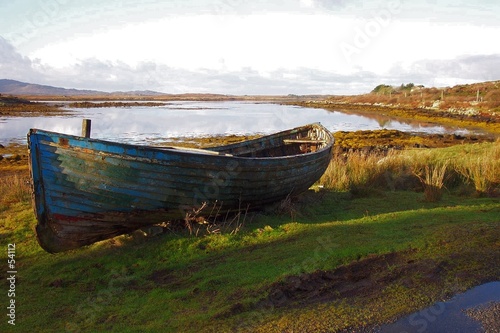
xmin=28 ymin=123 xmax=334 ymax=253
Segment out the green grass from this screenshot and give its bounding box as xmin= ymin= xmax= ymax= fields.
xmin=1 ymin=142 xmax=499 ymax=332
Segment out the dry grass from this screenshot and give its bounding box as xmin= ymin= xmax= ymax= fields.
xmin=453 ymin=142 xmax=500 ymax=195
xmin=320 ymin=150 xmax=386 ymax=192
xmin=320 ymin=142 xmax=499 ymax=198
xmin=182 ymin=202 xmax=249 ymax=237
xmin=0 ymin=173 xmax=31 ymax=209
xmin=413 ymin=162 xmax=449 ymax=202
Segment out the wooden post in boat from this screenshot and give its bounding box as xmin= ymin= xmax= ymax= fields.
xmin=82 ymin=119 xmax=91 ymax=138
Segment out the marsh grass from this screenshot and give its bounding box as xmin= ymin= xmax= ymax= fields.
xmin=320 ymin=150 xmax=386 ymax=192
xmin=453 ymin=142 xmax=500 ymax=195
xmin=320 ymin=142 xmax=499 ymax=198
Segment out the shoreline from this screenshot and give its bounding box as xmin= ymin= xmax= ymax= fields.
xmin=286 ymin=100 xmax=500 ymax=135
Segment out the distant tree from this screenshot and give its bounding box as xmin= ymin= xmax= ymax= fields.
xmin=400 ymin=83 xmax=415 ymax=91
xmin=372 ymin=84 xmax=394 ymax=95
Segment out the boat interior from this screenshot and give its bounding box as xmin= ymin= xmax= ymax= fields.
xmin=211 ymin=125 xmax=332 ymax=158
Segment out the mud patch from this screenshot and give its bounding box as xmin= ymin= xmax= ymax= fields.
xmin=257 ymin=251 xmax=448 ymax=310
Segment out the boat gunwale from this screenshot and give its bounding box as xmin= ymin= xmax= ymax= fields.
xmin=29 ymin=122 xmax=334 ymax=162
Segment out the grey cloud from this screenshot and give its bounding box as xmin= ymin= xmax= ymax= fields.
xmin=388 ymin=54 xmax=500 ymax=86
xmin=36 ymin=58 xmax=382 ymax=95
xmin=0 ymin=37 xmax=37 ymax=81
xmin=76 ymin=54 xmax=498 ymax=94
xmin=449 ymin=54 xmax=500 ymax=80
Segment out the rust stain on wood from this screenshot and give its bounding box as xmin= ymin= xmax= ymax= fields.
xmin=58 ymin=137 xmax=69 ymax=148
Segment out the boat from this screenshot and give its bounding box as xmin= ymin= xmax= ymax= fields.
xmin=28 ymin=123 xmax=334 ymax=253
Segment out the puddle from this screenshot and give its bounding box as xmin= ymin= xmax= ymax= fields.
xmin=378 ymin=281 xmax=500 ymax=332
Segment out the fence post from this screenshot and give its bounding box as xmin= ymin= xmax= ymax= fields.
xmin=82 ymin=119 xmax=91 ymax=138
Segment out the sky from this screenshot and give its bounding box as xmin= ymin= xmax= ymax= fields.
xmin=0 ymin=0 xmax=499 ymax=95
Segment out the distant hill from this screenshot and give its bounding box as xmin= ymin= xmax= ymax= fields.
xmin=0 ymin=79 xmax=165 ymax=96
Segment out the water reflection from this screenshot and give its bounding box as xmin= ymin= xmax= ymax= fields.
xmin=379 ymin=281 xmax=500 ymax=333
xmin=0 ymin=101 xmax=471 ymax=145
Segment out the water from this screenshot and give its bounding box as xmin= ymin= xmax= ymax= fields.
xmin=0 ymin=101 xmax=472 ymax=145
xmin=379 ymin=281 xmax=500 ymax=333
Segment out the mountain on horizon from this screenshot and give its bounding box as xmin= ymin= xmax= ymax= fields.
xmin=0 ymin=79 xmax=165 ymax=96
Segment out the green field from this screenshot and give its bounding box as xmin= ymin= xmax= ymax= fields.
xmin=1 ymin=142 xmax=499 ymax=332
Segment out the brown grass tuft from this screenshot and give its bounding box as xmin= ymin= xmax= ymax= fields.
xmin=0 ymin=173 xmax=31 ymax=208
xmin=413 ymin=162 xmax=449 ymax=202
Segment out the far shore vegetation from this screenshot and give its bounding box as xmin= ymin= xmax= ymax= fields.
xmin=289 ymin=80 xmax=500 ymax=134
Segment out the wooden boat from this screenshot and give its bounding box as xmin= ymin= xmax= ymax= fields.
xmin=28 ymin=123 xmax=334 ymax=253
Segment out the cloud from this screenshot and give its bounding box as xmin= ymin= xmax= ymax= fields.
xmin=2 ymin=37 xmax=498 ymax=95
xmin=387 ymin=54 xmax=500 ymax=87
xmin=0 ymin=49 xmax=377 ymax=95
xmin=429 ymin=54 xmax=500 ymax=81
xmin=0 ymin=37 xmax=36 ymax=81
xmin=43 ymin=59 xmax=382 ymax=95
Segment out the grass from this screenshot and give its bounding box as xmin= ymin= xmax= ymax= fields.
xmin=1 ymin=142 xmax=499 ymax=332
xmin=320 ymin=141 xmax=500 ymax=199
xmin=0 ymin=173 xmax=31 ymax=210
xmin=413 ymin=162 xmax=448 ymax=202
xmin=453 ymin=143 xmax=500 ymax=195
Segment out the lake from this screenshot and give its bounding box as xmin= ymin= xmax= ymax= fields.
xmin=0 ymin=101 xmax=473 ymax=145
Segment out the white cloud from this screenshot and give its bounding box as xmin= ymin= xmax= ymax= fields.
xmin=29 ymin=13 xmax=352 ymax=73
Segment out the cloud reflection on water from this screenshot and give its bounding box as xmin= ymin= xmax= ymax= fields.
xmin=0 ymin=101 xmax=469 ymax=145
